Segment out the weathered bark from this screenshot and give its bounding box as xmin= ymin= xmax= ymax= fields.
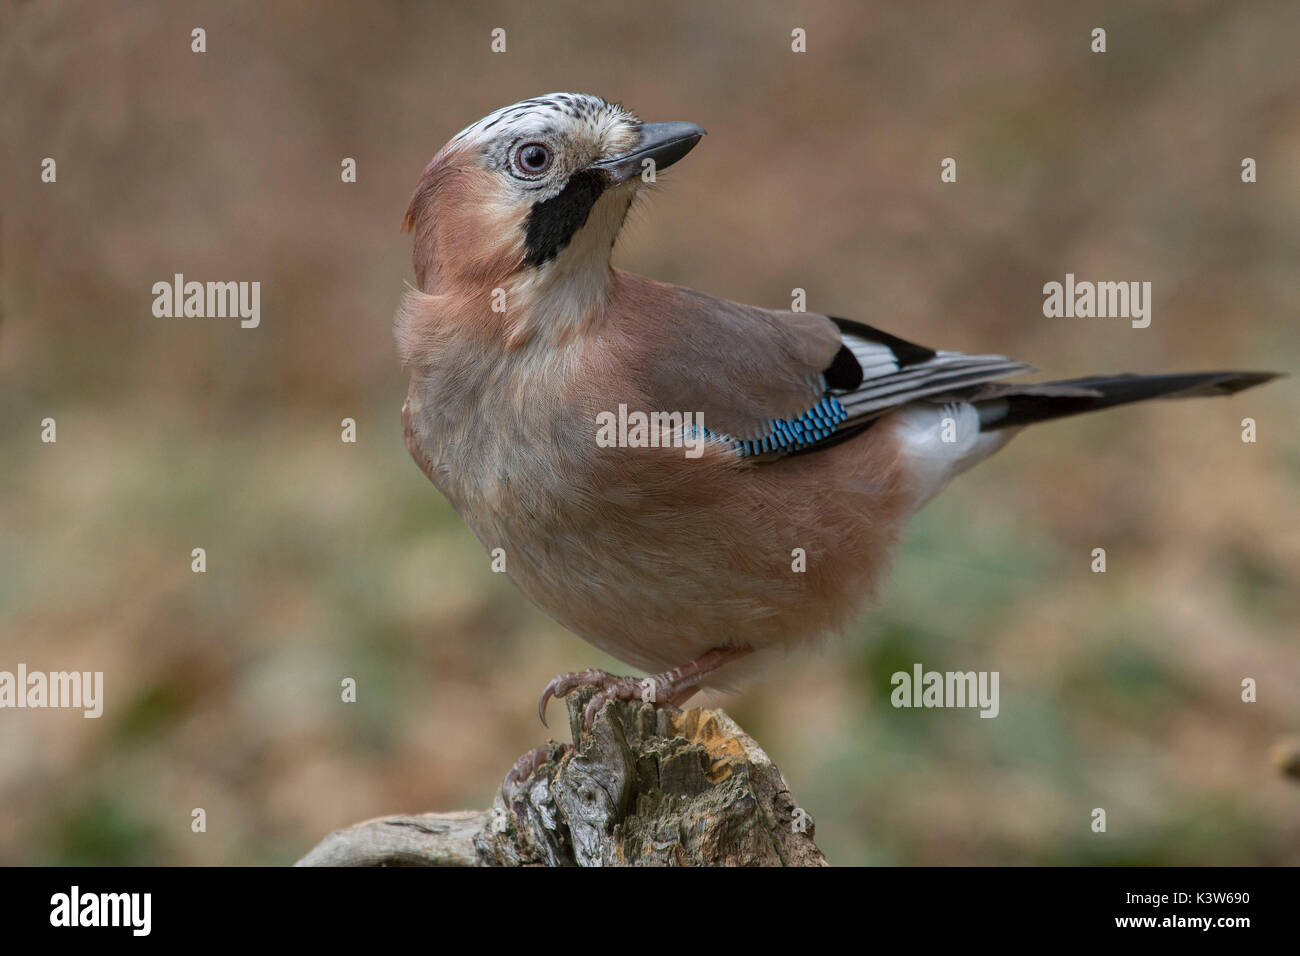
xmin=297 ymin=688 xmax=826 ymax=867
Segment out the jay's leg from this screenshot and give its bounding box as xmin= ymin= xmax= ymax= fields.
xmin=538 ymin=645 xmax=753 ymax=728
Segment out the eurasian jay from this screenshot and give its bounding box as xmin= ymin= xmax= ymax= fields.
xmin=396 ymin=93 xmax=1279 ymax=728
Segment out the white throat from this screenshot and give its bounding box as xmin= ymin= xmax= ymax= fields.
xmin=508 ymin=186 xmax=635 ymax=345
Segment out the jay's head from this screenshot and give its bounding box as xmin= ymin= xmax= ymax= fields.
xmin=403 ymin=93 xmax=704 ymax=300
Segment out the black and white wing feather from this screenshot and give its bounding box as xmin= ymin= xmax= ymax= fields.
xmin=826 ymin=317 xmax=1031 ymax=421
xmin=721 ymin=316 xmax=1031 ymax=461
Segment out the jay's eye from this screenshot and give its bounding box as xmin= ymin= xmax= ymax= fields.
xmin=513 ymin=142 xmax=553 ymax=176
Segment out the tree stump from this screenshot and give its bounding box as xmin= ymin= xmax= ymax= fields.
xmin=297 ymin=688 xmax=826 ymax=866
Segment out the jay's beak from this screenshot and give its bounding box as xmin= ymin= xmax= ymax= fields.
xmin=589 ymin=121 xmax=706 ymax=184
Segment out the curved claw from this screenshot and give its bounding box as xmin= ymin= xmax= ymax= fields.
xmin=504 ymin=745 xmax=549 ymax=792
xmin=537 ymin=681 xmax=558 ymax=727
xmin=580 ymin=677 xmax=649 ymax=729
xmin=583 ymin=690 xmax=611 ymax=729
xmin=502 ymin=743 xmax=574 ymax=822
xmin=536 ymin=648 xmax=752 ymax=730
xmin=537 ymin=668 xmax=612 ymax=727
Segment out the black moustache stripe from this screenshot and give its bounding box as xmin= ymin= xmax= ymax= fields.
xmin=523 ymin=171 xmax=606 ymax=268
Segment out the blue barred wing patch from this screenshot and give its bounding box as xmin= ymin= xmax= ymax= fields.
xmin=700 ymin=396 xmax=849 ymax=457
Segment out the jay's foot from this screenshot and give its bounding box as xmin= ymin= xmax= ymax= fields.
xmin=537 ymin=646 xmax=752 ymax=729
xmin=501 ymin=742 xmax=573 ymax=822
xmin=503 ymin=742 xmax=572 ymax=792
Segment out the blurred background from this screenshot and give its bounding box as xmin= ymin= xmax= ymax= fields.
xmin=1 ymin=0 xmax=1297 ymax=865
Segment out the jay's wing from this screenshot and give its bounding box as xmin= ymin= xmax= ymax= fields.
xmin=807 ymin=316 xmax=1032 ymax=454
xmin=638 ymin=294 xmax=1029 ymax=460
xmin=827 ymin=316 xmax=1029 ymax=416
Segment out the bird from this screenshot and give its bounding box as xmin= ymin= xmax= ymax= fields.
xmin=395 ymin=92 xmax=1280 ymax=729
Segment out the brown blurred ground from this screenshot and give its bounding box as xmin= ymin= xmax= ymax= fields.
xmin=1 ymin=0 xmax=1297 ymax=864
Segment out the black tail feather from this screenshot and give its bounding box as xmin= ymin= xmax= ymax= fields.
xmin=975 ymin=371 xmax=1283 ymax=430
